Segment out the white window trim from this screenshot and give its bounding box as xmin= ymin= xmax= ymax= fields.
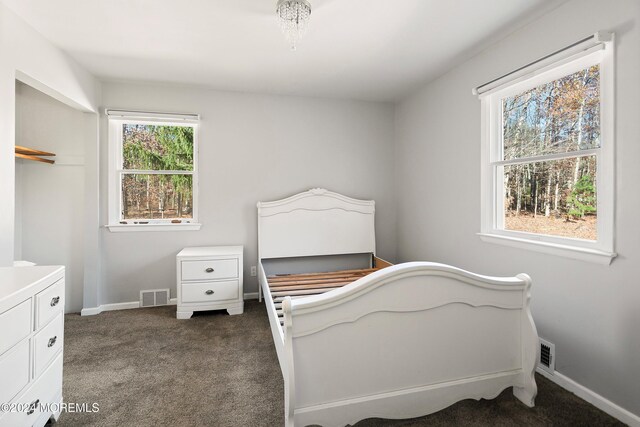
xmin=479 ymin=36 xmax=616 ymax=265
xmin=106 ymin=111 xmax=201 ymax=232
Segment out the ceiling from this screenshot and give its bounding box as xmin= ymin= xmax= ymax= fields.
xmin=2 ymin=0 xmax=563 ymax=101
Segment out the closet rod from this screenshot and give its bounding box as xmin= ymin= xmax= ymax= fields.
xmin=15 ymin=152 xmax=55 ymax=164
xmin=15 ymin=145 xmax=56 ymax=157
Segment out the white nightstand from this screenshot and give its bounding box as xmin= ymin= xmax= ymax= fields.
xmin=176 ymin=246 xmax=244 ymax=319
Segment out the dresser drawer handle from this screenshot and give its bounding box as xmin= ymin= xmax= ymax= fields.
xmin=205 ymin=268 xmax=215 ymax=273
xmin=50 ymin=296 xmax=60 ymax=307
xmin=205 ymin=290 xmax=215 ymax=295
xmin=47 ymin=336 xmax=57 ymax=348
xmin=27 ymin=399 xmax=39 ymax=415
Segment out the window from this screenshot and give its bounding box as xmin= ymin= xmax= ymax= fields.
xmin=107 ymin=111 xmax=200 ymax=231
xmin=478 ymin=34 xmax=615 ymax=264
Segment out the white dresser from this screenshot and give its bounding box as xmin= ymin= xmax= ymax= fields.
xmin=0 ymin=266 xmax=65 ymax=427
xmin=176 ymin=246 xmax=243 ymax=319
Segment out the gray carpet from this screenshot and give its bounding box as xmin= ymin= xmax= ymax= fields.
xmin=58 ymin=301 xmax=623 ymax=426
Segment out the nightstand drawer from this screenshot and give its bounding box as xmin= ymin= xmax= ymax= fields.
xmin=181 ymin=259 xmax=238 ymax=281
xmin=181 ymin=280 xmax=239 ymax=303
xmin=0 ymin=299 xmax=31 ymax=356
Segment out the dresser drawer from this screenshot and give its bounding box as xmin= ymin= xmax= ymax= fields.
xmin=0 ymin=339 xmax=30 ymax=407
xmin=181 ymin=280 xmax=239 ymax=303
xmin=181 ymin=259 xmax=238 ymax=281
xmin=33 ymin=313 xmax=63 ymax=378
xmin=0 ymin=299 xmax=31 ymax=356
xmin=35 ymin=278 xmax=64 ymax=330
xmin=0 ymin=353 xmax=63 ymax=426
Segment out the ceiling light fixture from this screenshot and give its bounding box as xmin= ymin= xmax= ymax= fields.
xmin=276 ymin=0 xmax=312 ymax=50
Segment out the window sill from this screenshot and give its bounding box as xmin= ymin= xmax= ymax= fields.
xmin=477 ymin=233 xmax=616 ymax=265
xmin=106 ymin=223 xmax=202 ymax=232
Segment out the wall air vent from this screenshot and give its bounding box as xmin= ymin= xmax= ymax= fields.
xmin=538 ymin=338 xmax=556 ymax=374
xmin=140 ymin=289 xmax=170 ymax=308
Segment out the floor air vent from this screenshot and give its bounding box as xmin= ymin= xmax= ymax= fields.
xmin=140 ymin=289 xmax=170 ymax=308
xmin=538 ymin=338 xmax=555 ymax=374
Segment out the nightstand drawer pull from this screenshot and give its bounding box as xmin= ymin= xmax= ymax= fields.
xmin=205 ymin=290 xmax=215 ymax=295
xmin=205 ymin=267 xmax=215 ymax=273
xmin=50 ymin=296 xmax=60 ymax=307
xmin=47 ymin=336 xmax=57 ymax=348
xmin=27 ymin=399 xmax=40 ymax=415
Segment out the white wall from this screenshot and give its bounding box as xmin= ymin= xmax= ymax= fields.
xmin=14 ymin=82 xmax=90 ymax=313
xmin=0 ymin=3 xmax=99 ymax=266
xmin=99 ymin=81 xmax=396 ymax=305
xmin=0 ymin=4 xmax=100 ymax=312
xmin=395 ymin=0 xmax=640 ymax=418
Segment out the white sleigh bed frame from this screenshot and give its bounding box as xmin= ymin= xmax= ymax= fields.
xmin=257 ymin=188 xmax=538 ymax=427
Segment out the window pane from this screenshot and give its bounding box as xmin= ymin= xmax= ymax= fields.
xmin=122 ymin=124 xmax=194 ymax=171
xmin=121 ymin=174 xmax=193 ymax=220
xmin=503 ymin=156 xmax=596 ymax=240
xmin=502 ymin=65 xmax=600 ymax=160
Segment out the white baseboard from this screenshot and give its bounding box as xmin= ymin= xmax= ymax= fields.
xmin=81 ymin=298 xmax=178 ymax=316
xmin=81 ymin=301 xmax=139 ymax=316
xmin=244 ymin=292 xmax=259 ymax=300
xmin=79 ymin=306 xmax=101 ymax=316
xmin=537 ymin=368 xmax=640 ymax=426
xmin=81 ymin=295 xmax=258 ymax=316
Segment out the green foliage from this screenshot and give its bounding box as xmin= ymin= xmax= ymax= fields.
xmin=567 ymin=174 xmax=596 ymax=219
xmin=123 ymin=124 xmax=193 ymax=171
xmin=121 ymin=124 xmax=194 ymax=219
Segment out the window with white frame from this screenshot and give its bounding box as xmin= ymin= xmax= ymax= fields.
xmin=477 ymin=33 xmax=615 ymax=264
xmin=107 ymin=111 xmax=200 ymax=231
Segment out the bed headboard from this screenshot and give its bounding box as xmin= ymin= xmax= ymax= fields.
xmin=257 ymin=188 xmax=376 ymax=260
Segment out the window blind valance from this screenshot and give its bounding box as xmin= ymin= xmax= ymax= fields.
xmin=105 ymin=109 xmax=200 ymax=123
xmin=472 ymin=31 xmax=612 ymax=97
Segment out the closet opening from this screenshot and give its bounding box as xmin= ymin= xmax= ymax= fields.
xmin=13 ymin=80 xmax=96 ymax=313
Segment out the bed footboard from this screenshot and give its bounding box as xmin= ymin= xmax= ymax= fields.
xmin=281 ymin=262 xmax=538 ymax=427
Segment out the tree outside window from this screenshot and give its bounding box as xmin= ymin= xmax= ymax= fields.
xmin=119 ymin=123 xmax=196 ymax=222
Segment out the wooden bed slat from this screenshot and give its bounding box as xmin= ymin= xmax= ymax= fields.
xmin=267 ymin=266 xmax=390 ymax=309
xmin=271 ymin=287 xmax=340 ymax=297
xmin=267 ymin=268 xmax=380 ymax=282
xmin=269 ymin=277 xmax=365 ymax=288
xmin=268 ymin=266 xmax=392 ymax=329
xmin=269 ymin=273 xmax=370 ymax=285
xmin=269 ymin=281 xmax=358 ymax=292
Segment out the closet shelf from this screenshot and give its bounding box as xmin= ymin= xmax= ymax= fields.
xmin=15 ymin=145 xmax=55 ymax=164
